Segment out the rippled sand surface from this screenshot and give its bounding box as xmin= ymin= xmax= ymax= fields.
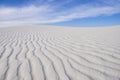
xmin=0 ymin=25 xmax=120 ymax=80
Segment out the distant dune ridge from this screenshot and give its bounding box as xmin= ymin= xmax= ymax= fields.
xmin=0 ymin=25 xmax=120 ymax=80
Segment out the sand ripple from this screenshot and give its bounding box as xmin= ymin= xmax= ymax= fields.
xmin=0 ymin=26 xmax=120 ymax=80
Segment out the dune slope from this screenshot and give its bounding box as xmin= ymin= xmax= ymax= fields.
xmin=0 ymin=25 xmax=120 ymax=80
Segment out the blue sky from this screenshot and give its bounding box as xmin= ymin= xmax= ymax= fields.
xmin=0 ymin=0 xmax=120 ymax=27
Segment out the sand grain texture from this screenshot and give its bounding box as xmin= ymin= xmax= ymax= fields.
xmin=0 ymin=25 xmax=120 ymax=80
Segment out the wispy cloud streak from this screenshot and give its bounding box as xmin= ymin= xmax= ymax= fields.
xmin=0 ymin=0 xmax=120 ymax=25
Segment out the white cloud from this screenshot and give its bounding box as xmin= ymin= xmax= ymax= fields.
xmin=0 ymin=0 xmax=120 ymax=26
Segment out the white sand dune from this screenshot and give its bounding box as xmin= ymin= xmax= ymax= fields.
xmin=0 ymin=25 xmax=120 ymax=80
